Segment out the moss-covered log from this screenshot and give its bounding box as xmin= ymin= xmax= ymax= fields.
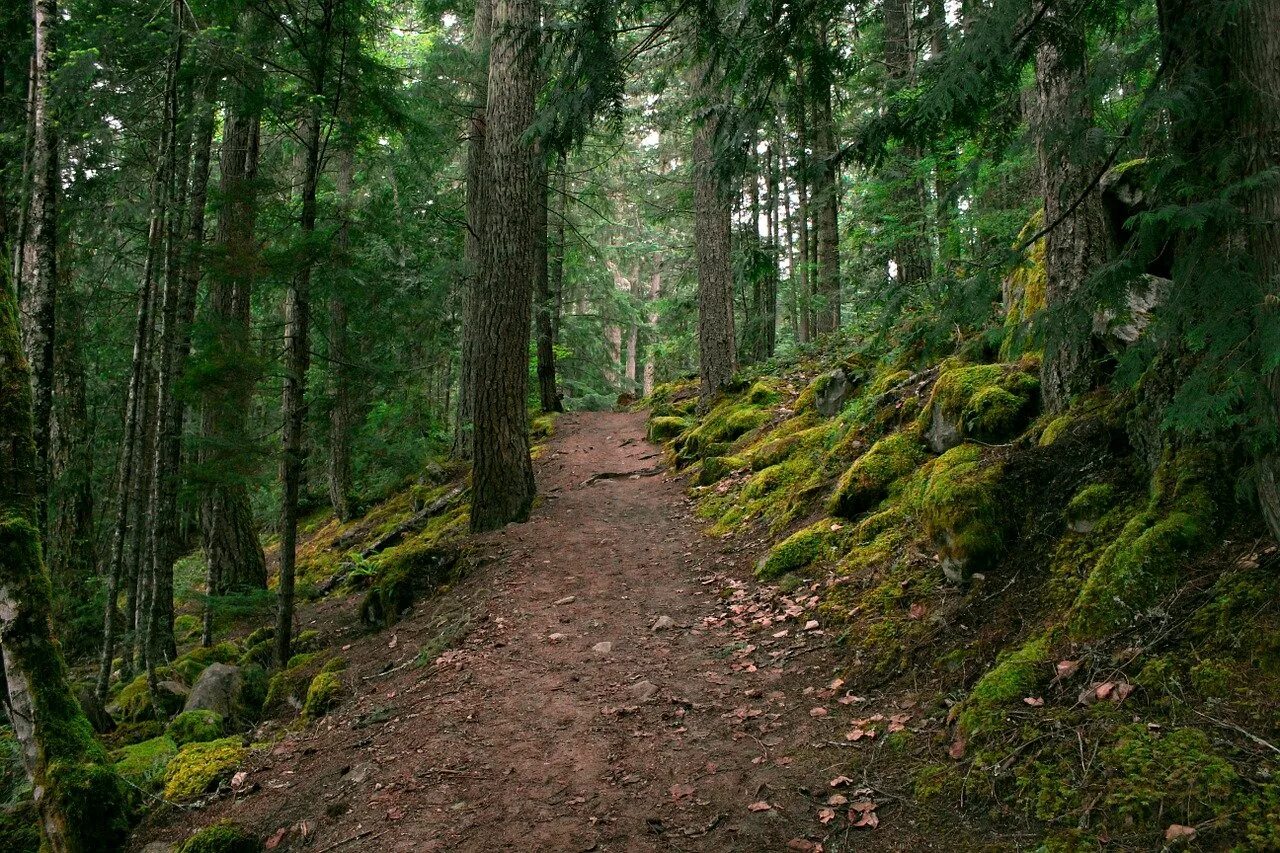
xmin=1 ymin=218 xmax=129 ymax=849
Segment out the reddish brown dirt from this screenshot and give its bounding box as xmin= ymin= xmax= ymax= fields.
xmin=135 ymin=412 xmax=965 ymax=852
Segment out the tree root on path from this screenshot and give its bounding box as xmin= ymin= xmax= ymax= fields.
xmin=579 ymin=467 xmax=664 ymax=487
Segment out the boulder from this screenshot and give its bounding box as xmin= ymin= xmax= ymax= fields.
xmin=184 ymin=663 xmax=243 ymax=720
xmin=924 ymin=402 xmax=963 ymax=454
xmin=76 ymin=686 xmax=116 ymax=734
xmin=813 ymin=369 xmax=857 ymax=418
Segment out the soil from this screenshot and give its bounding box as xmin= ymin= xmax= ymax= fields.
xmin=134 ymin=412 xmax=976 ymax=852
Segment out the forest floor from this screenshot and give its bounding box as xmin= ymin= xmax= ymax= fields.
xmin=135 ymin=412 xmax=981 ymax=852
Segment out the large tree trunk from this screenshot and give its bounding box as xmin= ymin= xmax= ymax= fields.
xmin=198 ymin=90 xmax=267 ymax=630
xmin=692 ymin=65 xmax=736 ymax=405
xmin=538 ymin=152 xmax=567 ymax=411
xmin=1035 ymin=4 xmax=1109 ymax=413
xmin=18 ymin=0 xmax=58 ymax=521
xmin=534 ymin=149 xmax=562 ymax=412
xmin=1 ymin=141 xmax=128 ymax=853
xmin=469 ymin=0 xmax=538 ymax=533
xmin=455 ymin=0 xmax=493 ymax=459
xmin=328 ymin=128 xmax=356 ymax=521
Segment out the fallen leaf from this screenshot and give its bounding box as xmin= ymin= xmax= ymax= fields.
xmin=670 ymin=783 xmax=695 ymax=801
xmin=387 ymin=806 xmax=405 ymax=821
xmin=908 ymin=602 xmax=927 ymax=620
xmin=230 ymin=770 xmax=249 ymax=791
xmin=1023 ymin=696 xmax=1044 ymax=707
xmin=818 ymin=807 xmax=836 ymax=824
xmin=827 ymin=793 xmax=848 ymax=806
xmin=828 ymin=775 xmax=854 ymax=787
xmin=949 ymin=734 xmax=967 ymax=759
xmin=747 ymin=800 xmax=772 ymax=812
xmin=1094 ymin=681 xmax=1116 ymax=700
xmin=803 ymin=620 xmax=820 ymax=631
xmin=810 ymin=707 xmax=828 ymax=717
xmin=1055 ymin=659 xmax=1081 ymax=680
xmin=1165 ymin=824 xmax=1197 ymax=842
xmin=265 ymin=828 xmax=287 ymax=850
xmin=787 ymin=840 xmax=819 ymax=852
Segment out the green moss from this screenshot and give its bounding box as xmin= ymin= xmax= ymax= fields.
xmin=320 ymin=656 xmax=348 ymax=674
xmin=919 ymin=444 xmax=1007 ymax=582
xmin=0 ymin=800 xmax=40 ymax=853
xmin=163 ymin=737 xmax=247 ymax=801
xmin=673 ymin=393 xmax=771 ymax=465
xmin=695 ymin=455 xmax=746 ymax=486
xmin=237 ymin=637 xmax=274 ymax=669
xmin=174 ymin=820 xmax=263 ymax=853
xmin=829 ymin=431 xmax=926 ymax=519
xmin=173 ymin=642 xmax=239 ymax=685
xmin=999 ymin=210 xmax=1047 ymax=361
xmin=747 ymin=379 xmax=781 ymax=406
xmin=957 ymin=633 xmax=1051 ymax=738
xmin=264 ymin=655 xmax=326 ymax=718
xmin=1039 ymin=414 xmax=1074 ymax=446
xmin=243 ymin=626 xmax=274 ymax=648
xmin=529 ymin=412 xmax=557 ymax=439
xmin=757 ymin=521 xmax=832 ymax=579
xmin=107 ymin=719 xmax=165 ymax=747
xmin=302 ymin=670 xmax=343 ymax=720
xmin=111 ymin=735 xmax=178 ymax=794
xmin=1068 ymin=449 xmax=1218 ymax=640
xmin=1102 ymin=725 xmax=1237 ymax=827
xmin=1066 ymin=483 xmax=1115 ymax=526
xmin=924 ymin=361 xmax=1040 ymax=445
xmin=174 ymin=614 xmax=201 ymax=641
xmin=166 ymin=710 xmax=225 ymax=746
xmin=359 ymin=536 xmax=462 ymax=627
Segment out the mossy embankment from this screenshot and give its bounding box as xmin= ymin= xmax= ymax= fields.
xmin=647 ymin=344 xmax=1277 ymax=849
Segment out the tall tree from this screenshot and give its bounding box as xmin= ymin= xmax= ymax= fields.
xmin=692 ymin=59 xmax=735 ymax=404
xmin=328 ymin=123 xmax=357 ymax=521
xmin=468 ymin=0 xmax=539 ymax=532
xmin=537 ymin=152 xmax=567 ymax=411
xmin=811 ymin=20 xmax=841 ymax=334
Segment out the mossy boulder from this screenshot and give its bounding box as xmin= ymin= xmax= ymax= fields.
xmin=956 ymin=633 xmax=1051 ymax=738
xmin=111 ymin=735 xmax=178 ymax=795
xmin=1068 ymin=448 xmax=1218 ymax=640
xmin=923 ymin=361 xmax=1040 ymax=453
xmin=175 ymin=820 xmax=263 ymax=853
xmin=810 ymin=368 xmax=859 ymax=417
xmin=829 ymin=432 xmax=927 ymax=519
xmin=695 ymin=455 xmax=746 ymax=486
xmin=359 ymin=543 xmax=461 ymax=627
xmin=183 ymin=663 xmax=246 ymax=724
xmin=172 ymin=642 xmax=239 ymax=685
xmin=163 ymin=736 xmax=247 ymax=801
xmin=673 ymin=394 xmax=771 ymax=465
xmin=263 ymin=654 xmax=324 ymax=718
xmin=166 ymin=710 xmax=225 ymax=746
xmin=756 ymin=521 xmax=832 ymax=579
xmin=110 ymin=672 xmax=188 ymax=722
xmin=919 ymin=445 xmax=1008 ymax=583
xmin=302 ymin=659 xmax=348 ymax=721
xmin=647 ymin=416 xmax=689 ymax=443
xmin=1066 ymin=483 xmax=1116 ymax=533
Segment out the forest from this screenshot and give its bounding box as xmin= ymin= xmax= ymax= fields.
xmin=1 ymin=0 xmax=1278 ymax=850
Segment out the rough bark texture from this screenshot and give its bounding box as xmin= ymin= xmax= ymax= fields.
xmin=328 ymin=131 xmax=356 ymax=521
xmin=792 ymin=86 xmax=812 ymax=344
xmin=882 ymin=0 xmax=931 ymax=292
xmin=469 ymin=0 xmax=539 ymax=533
xmin=1 ymin=167 xmax=129 ymax=853
xmin=538 ymin=155 xmax=567 ymax=411
xmin=1035 ymin=5 xmax=1110 ymax=414
xmin=693 ymin=67 xmax=736 ymax=406
xmin=455 ymin=0 xmax=493 ymax=459
xmin=198 ymin=96 xmax=267 ymax=610
xmin=18 ymin=0 xmax=58 ymax=516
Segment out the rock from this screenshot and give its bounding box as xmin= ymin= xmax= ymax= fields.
xmin=925 ymin=402 xmax=963 ymax=454
xmin=140 ymin=843 xmax=173 ymax=853
xmin=154 ymin=681 xmax=190 ymax=717
xmin=346 ymin=762 xmax=375 ymax=785
xmin=592 ymin=641 xmax=613 ymax=654
xmin=651 ymin=615 xmax=675 ymax=632
xmin=548 ymin=633 xmax=566 ymax=643
xmin=554 ymin=595 xmax=576 ymax=605
xmin=1094 ymin=274 xmax=1168 ymax=347
xmin=184 ymin=663 xmax=243 ymax=720
xmin=628 ymin=680 xmax=659 ymax=701
xmin=76 ymin=686 xmax=116 ymax=734
xmin=813 ymin=369 xmax=857 ymax=418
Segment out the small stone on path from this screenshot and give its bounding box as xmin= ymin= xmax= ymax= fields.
xmin=548 ymin=633 xmax=566 ymax=643
xmin=651 ymin=615 xmax=675 ymax=631
xmin=629 ymin=680 xmax=659 ymax=701
xmin=592 ymin=641 xmax=613 ymax=654
xmin=555 ymin=595 xmax=576 ymax=605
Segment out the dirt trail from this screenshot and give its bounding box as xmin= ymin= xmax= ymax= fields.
xmin=140 ymin=412 xmax=955 ymax=852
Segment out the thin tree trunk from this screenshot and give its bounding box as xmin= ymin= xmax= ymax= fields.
xmin=328 ymin=127 xmax=356 ymax=521
xmin=812 ymin=65 xmax=840 ymax=335
xmin=544 ymin=152 xmax=568 ymax=401
xmin=883 ymin=0 xmax=932 ymax=291
xmin=469 ymin=0 xmax=539 ymax=533
xmin=792 ymin=75 xmax=812 ymax=344
xmin=643 ymin=253 xmax=662 ymax=397
xmin=626 ymin=259 xmax=641 ymax=388
xmin=455 ymin=0 xmax=493 ymax=459
xmin=692 ymin=63 xmax=736 ymax=405
xmin=534 ymin=149 xmax=562 ymax=412
xmin=1035 ymin=3 xmax=1109 ymax=413
xmin=765 ymin=133 xmax=779 ymax=358
xmin=781 ymin=131 xmax=800 ymax=344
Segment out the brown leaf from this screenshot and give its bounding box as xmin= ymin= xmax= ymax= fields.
xmin=949 ymin=734 xmax=967 ymax=760
xmin=747 ymin=800 xmax=772 ymax=812
xmin=829 ymin=775 xmax=854 ymax=787
xmin=827 ymin=793 xmax=848 ymax=806
xmin=1165 ymin=824 xmax=1197 ymax=842
xmin=265 ymin=828 xmax=287 ymax=850
xmin=1023 ymin=696 xmax=1044 ymax=707
xmin=1055 ymin=659 xmax=1081 ymax=680
xmin=818 ymin=807 xmax=836 ymax=824
xmin=670 ymin=783 xmax=695 ymax=801
xmin=810 ymin=707 xmax=828 ymax=718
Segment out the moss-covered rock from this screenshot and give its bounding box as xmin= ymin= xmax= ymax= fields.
xmin=1068 ymin=448 xmax=1218 ymax=640
xmin=672 ymin=393 xmax=771 ymax=465
xmin=111 ymin=735 xmax=178 ymax=794
xmin=922 ymin=361 xmax=1040 ymax=452
xmin=999 ymin=210 xmax=1046 ymax=361
xmin=172 ymin=642 xmax=239 ymax=685
xmin=829 ymin=431 xmax=926 ymax=519
xmin=263 ymin=655 xmax=323 ymax=719
xmin=695 ymin=455 xmax=746 ymax=486
xmin=756 ymin=521 xmax=833 ymax=579
xmin=956 ymin=633 xmax=1051 ymax=738
xmin=919 ymin=444 xmax=1008 ymax=583
xmin=302 ymin=661 xmax=347 ymax=721
xmin=166 ymin=710 xmax=225 ymax=746
xmin=163 ymin=737 xmax=247 ymax=802
xmin=647 ymin=415 xmax=689 ymax=443
xmin=175 ymin=820 xmax=263 ymax=853
xmin=359 ymin=541 xmax=461 ymax=627
xmin=1065 ymin=483 xmax=1116 ymax=532
xmin=110 ymin=671 xmax=187 ymax=722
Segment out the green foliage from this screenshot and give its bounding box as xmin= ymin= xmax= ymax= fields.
xmin=163 ymin=738 xmax=247 ymax=802
xmin=166 ymin=711 xmax=226 ymax=747
xmin=111 ymin=735 xmax=178 ymax=794
xmin=1102 ymin=725 xmax=1238 ymax=827
xmin=829 ymin=431 xmax=926 ymax=519
xmin=174 ymin=821 xmax=263 ymax=853
xmin=956 ymin=634 xmax=1051 ymax=738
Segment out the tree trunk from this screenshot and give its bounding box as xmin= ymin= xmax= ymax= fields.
xmin=534 ymin=148 xmax=561 ymax=412
xmin=1035 ymin=4 xmax=1109 ymax=413
xmin=455 ymin=0 xmax=493 ymax=459
xmin=328 ymin=128 xmax=356 ymax=521
xmin=882 ymin=0 xmax=932 ymax=291
xmin=276 ymin=103 xmax=323 ymax=667
xmin=2 ymin=176 xmax=128 ymax=853
xmin=792 ymin=74 xmax=812 ymax=344
xmin=643 ymin=253 xmax=662 ymax=397
xmin=692 ymin=65 xmax=736 ymax=405
xmin=469 ymin=0 xmax=539 ymax=533
xmin=765 ymin=134 xmax=779 ymax=358
xmin=626 ymin=259 xmax=641 ymax=388
xmin=812 ymin=66 xmax=840 ymax=335
xmin=538 ymin=152 xmax=567 ymax=411
xmin=18 ymin=0 xmax=59 ymax=521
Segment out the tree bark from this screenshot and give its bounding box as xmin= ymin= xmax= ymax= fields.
xmin=328 ymin=127 xmax=356 ymax=521
xmin=538 ymin=152 xmax=567 ymax=411
xmin=455 ymin=0 xmax=493 ymax=459
xmin=692 ymin=64 xmax=736 ymax=405
xmin=792 ymin=73 xmax=812 ymax=344
xmin=469 ymin=0 xmax=539 ymax=533
xmin=18 ymin=0 xmax=58 ymax=521
xmin=882 ymin=0 xmax=932 ymax=291
xmin=1034 ymin=3 xmax=1109 ymax=413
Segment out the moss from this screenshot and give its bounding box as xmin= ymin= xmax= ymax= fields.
xmin=747 ymin=380 xmax=781 ymax=406
xmin=957 ymin=633 xmax=1051 ymax=738
xmin=829 ymin=431 xmax=926 ymax=519
xmin=175 ymin=820 xmax=263 ymax=853
xmin=757 ymin=521 xmax=833 ymax=580
xmin=320 ymin=656 xmax=348 ymax=675
xmin=0 ymin=800 xmax=40 ymax=853
xmin=359 ymin=538 xmax=462 ymax=627
xmin=174 ymin=614 xmax=201 ymax=641
xmin=166 ymin=710 xmax=225 ymax=746
xmin=529 ymin=412 xmax=557 ymax=439
xmin=695 ymin=455 xmax=746 ymax=486
xmin=1068 ymin=448 xmax=1218 ymax=640
xmin=924 ymin=361 xmax=1040 ymax=445
xmin=264 ymin=655 xmax=326 ymax=718
xmin=163 ymin=737 xmax=247 ymax=801
xmin=107 ymin=719 xmax=165 ymax=747
xmin=173 ymin=642 xmax=239 ymax=685
xmin=243 ymin=626 xmax=274 ymax=648
xmin=673 ymin=393 xmax=771 ymax=465
xmin=1102 ymin=725 xmax=1237 ymax=827
xmin=302 ymin=671 xmax=343 ymax=720
xmin=111 ymin=735 xmax=178 ymax=794
xmin=1038 ymin=413 xmax=1074 ymax=446
xmin=237 ymin=637 xmax=274 ymax=669
xmin=999 ymin=209 xmax=1047 ymax=361
xmin=919 ymin=444 xmax=1007 ymax=582
xmin=1066 ymin=483 xmax=1115 ymax=526
xmin=239 ymin=665 xmax=268 ymax=721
